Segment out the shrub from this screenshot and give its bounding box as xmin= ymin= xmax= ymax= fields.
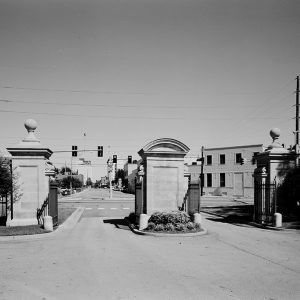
xmin=146 ymin=222 xmax=156 ymax=230
xmin=186 ymin=222 xmax=196 ymax=230
xmin=175 ymin=223 xmax=185 ymax=231
xmin=195 ymin=223 xmax=201 ymax=229
xmin=148 ymin=211 xmax=191 ymax=226
xmin=154 ymin=224 xmax=164 ymax=231
xmin=164 ymin=223 xmax=175 ymax=231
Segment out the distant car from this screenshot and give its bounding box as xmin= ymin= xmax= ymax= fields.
xmin=61 ymin=189 xmax=71 ymax=196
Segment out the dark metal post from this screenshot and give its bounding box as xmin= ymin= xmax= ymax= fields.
xmin=10 ymin=160 xmax=13 ymax=220
xmin=200 ymin=146 xmax=204 ymax=196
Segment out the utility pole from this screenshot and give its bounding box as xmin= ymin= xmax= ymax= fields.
xmin=296 ymin=76 xmax=299 ymax=147
xmin=296 ymin=76 xmax=300 ymax=166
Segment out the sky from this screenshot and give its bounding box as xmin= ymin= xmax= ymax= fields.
xmin=0 ymin=0 xmax=299 ymax=180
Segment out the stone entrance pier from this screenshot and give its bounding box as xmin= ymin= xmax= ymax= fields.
xmin=136 ymin=138 xmax=190 ymax=216
xmin=254 ymin=128 xmax=296 ymax=225
xmin=6 ymin=119 xmax=53 ymax=226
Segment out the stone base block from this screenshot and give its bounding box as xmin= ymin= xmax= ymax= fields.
xmin=43 ymin=216 xmax=53 ymax=231
xmin=139 ymin=214 xmax=150 ymax=230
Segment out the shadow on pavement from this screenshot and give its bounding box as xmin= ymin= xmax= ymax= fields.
xmin=202 ymin=205 xmax=300 ymax=229
xmin=103 ymin=218 xmax=130 ymax=230
xmin=202 ymin=205 xmax=253 ymax=226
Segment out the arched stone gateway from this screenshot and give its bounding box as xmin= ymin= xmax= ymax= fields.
xmin=136 ymin=138 xmax=190 ymax=216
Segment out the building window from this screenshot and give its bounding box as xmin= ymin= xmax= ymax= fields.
xmin=220 ymin=173 xmax=226 ymax=187
xmin=206 ymin=155 xmax=212 ymax=165
xmin=220 ymin=154 xmax=225 ymax=165
xmin=207 ymin=173 xmax=212 ymax=187
xmin=235 ymin=153 xmax=242 ymax=164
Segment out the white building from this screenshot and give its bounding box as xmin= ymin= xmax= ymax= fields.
xmin=188 ymin=144 xmax=263 ymax=198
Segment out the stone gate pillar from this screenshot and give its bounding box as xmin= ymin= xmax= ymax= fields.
xmin=6 ymin=119 xmax=53 ymax=226
xmin=254 ymin=128 xmax=296 ymax=225
xmin=137 ymin=138 xmax=190 ymax=215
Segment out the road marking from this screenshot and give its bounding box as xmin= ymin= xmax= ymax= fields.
xmin=98 ymin=207 xmax=105 ymax=210
xmin=123 ymin=208 xmax=130 ymax=210
xmin=85 ymin=208 xmax=93 ymax=210
xmin=110 ymin=208 xmax=118 ymax=210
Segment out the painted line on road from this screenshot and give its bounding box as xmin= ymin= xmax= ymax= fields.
xmin=98 ymin=207 xmax=105 ymax=210
xmin=85 ymin=208 xmax=93 ymax=210
xmin=123 ymin=208 xmax=130 ymax=210
xmin=110 ymin=208 xmax=118 ymax=210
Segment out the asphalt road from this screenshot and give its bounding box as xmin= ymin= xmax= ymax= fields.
xmin=0 ymin=204 xmax=299 ymax=299
xmin=59 ymin=188 xmax=135 ymax=218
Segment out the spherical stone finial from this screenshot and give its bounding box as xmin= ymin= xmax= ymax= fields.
xmin=24 ymin=119 xmax=38 ymax=132
xmin=267 ymin=127 xmax=283 ymax=150
xmin=270 ymin=128 xmax=281 ymax=139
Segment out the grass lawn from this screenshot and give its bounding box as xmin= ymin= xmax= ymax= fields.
xmin=0 ymin=205 xmax=76 ymax=236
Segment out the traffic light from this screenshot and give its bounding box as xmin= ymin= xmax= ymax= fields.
xmin=113 ymin=155 xmax=117 ymax=163
xmin=72 ymin=145 xmax=78 ymax=157
xmin=240 ymin=158 xmax=245 ymax=165
xmin=98 ymin=146 xmax=103 ymax=157
xmin=128 ymin=155 xmax=132 ymax=164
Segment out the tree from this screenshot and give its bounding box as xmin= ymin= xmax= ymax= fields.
xmin=94 ymin=180 xmax=101 ymax=188
xmin=60 ymin=166 xmax=72 ymax=175
xmin=86 ymin=177 xmax=93 ymax=187
xmin=0 ymin=157 xmax=12 ymax=197
xmin=277 ymin=165 xmax=300 ymax=216
xmin=114 ymin=169 xmax=125 ymax=185
xmin=0 ymin=157 xmax=22 ymax=207
xmin=60 ymin=176 xmax=83 ymax=189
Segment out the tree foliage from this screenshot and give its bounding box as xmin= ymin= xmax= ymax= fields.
xmin=114 ymin=169 xmax=125 ymax=184
xmin=0 ymin=157 xmax=22 ymax=205
xmin=277 ymin=165 xmax=300 ymax=216
xmin=0 ymin=157 xmax=12 ymax=196
xmin=86 ymin=177 xmax=93 ymax=186
xmin=59 ymin=176 xmax=83 ymax=189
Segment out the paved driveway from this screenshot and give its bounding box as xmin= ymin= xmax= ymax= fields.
xmin=0 ymin=212 xmax=299 ymax=300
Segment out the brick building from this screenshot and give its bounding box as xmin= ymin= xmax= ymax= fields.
xmin=188 ymin=144 xmax=263 ymax=198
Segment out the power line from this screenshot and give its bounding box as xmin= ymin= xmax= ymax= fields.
xmin=0 ymin=108 xmax=283 ymax=120
xmin=0 ymin=84 xmax=274 ymax=96
xmin=0 ymin=97 xmax=257 ymax=109
xmin=0 ymin=109 xmax=183 ymax=120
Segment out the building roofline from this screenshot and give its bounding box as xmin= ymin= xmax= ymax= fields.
xmin=204 ymin=144 xmax=263 ymax=151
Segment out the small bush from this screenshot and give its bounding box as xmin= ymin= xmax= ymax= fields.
xmin=146 ymin=222 xmax=156 ymax=230
xmin=175 ymin=223 xmax=185 ymax=231
xmin=149 ymin=211 xmax=191 ymax=226
xmin=164 ymin=223 xmax=175 ymax=231
xmin=195 ymin=223 xmax=201 ymax=229
xmin=186 ymin=222 xmax=196 ymax=230
xmin=154 ymin=224 xmax=164 ymax=231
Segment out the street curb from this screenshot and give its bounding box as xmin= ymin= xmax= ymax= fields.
xmin=124 ymin=218 xmax=207 ymax=237
xmin=0 ymin=207 xmax=85 ymax=242
xmin=55 ymin=207 xmax=85 ymax=232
